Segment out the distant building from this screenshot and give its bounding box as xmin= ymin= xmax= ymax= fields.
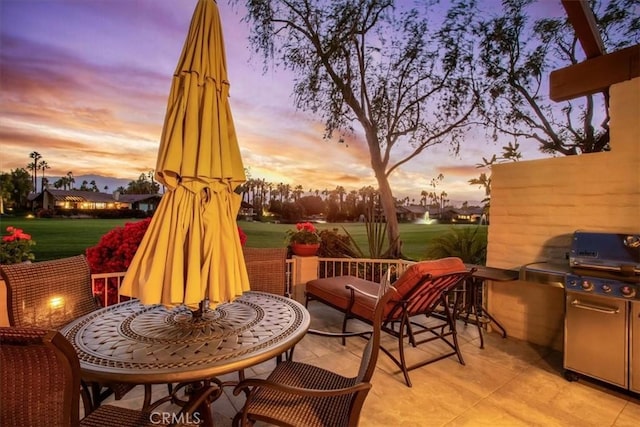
xmin=30 ymin=189 xmax=162 ymax=212
xmin=394 ymin=203 xmax=486 ymax=223
xmin=450 ymin=207 xmax=485 ymax=223
xmin=395 ymin=204 xmax=429 ymax=222
xmin=239 ymin=201 xmax=255 ymax=220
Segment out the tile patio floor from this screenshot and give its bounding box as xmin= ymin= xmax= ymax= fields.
xmin=102 ymin=302 xmax=640 ymax=426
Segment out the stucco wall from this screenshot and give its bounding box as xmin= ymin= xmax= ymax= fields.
xmin=485 ymin=76 xmax=639 ymax=349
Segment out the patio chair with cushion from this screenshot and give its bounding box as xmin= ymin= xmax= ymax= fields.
xmin=0 ymin=255 xmax=135 ymax=406
xmin=305 ymin=257 xmax=474 ymax=387
xmin=0 ymin=327 xmax=216 ymax=427
xmin=232 ymin=283 xmax=394 ymax=427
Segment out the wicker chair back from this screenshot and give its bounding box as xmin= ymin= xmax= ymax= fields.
xmin=1 ymin=255 xmax=99 ymax=330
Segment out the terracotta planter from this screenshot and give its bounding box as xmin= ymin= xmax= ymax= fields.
xmin=291 ymin=243 xmax=320 ymax=257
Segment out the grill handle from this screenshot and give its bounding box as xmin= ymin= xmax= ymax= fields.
xmin=569 ymin=299 xmax=620 ymax=314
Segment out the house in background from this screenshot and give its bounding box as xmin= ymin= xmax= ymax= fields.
xmin=239 ymin=201 xmax=256 ymax=220
xmin=29 ymin=189 xmax=162 ymax=213
xmin=117 ymin=193 xmax=163 ymax=213
xmin=395 ymin=204 xmax=429 ymax=222
xmin=451 ymin=206 xmax=485 ymax=223
xmin=395 ymin=204 xmax=486 ymax=224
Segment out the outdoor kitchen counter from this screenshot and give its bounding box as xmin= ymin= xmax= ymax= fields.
xmin=517 ymin=262 xmax=571 ymax=288
xmin=470 ymin=265 xmax=519 ymax=282
xmin=484 ymin=264 xmax=566 ymax=351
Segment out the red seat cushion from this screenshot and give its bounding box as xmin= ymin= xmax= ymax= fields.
xmin=306 ymin=257 xmax=466 ymax=320
xmin=392 ymin=257 xmax=466 ymax=297
xmin=306 ymin=276 xmax=379 ymax=315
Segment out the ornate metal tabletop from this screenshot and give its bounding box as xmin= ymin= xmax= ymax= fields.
xmin=60 ymin=291 xmax=310 ymax=384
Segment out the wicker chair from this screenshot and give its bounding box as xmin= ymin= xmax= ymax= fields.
xmin=0 ymin=327 xmax=216 ymax=426
xmin=305 ymin=257 xmax=474 ymax=387
xmin=243 ymin=247 xmax=289 ymax=296
xmin=242 ymin=247 xmax=291 ymax=366
xmin=1 ymin=255 xmax=99 ymax=330
xmin=232 ymin=283 xmax=394 ymax=427
xmin=0 ymin=255 xmax=134 ymax=406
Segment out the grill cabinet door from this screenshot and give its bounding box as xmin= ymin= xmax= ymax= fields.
xmin=631 ymin=301 xmax=640 ymax=393
xmin=564 ymin=293 xmax=628 ymax=388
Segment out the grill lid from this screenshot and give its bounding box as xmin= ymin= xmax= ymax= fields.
xmin=569 ymin=231 xmax=640 ymax=275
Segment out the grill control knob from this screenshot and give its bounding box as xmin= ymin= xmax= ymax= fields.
xmin=601 ymin=284 xmax=612 ymax=293
xmin=621 ymin=286 xmax=636 ymax=298
xmin=581 ymin=280 xmax=593 ymax=291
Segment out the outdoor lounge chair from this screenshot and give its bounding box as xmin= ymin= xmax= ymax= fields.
xmin=232 ymin=281 xmax=394 ymax=427
xmin=0 ymin=327 xmax=216 ymax=426
xmin=305 ymin=257 xmax=474 ymax=387
xmin=0 ymin=255 xmax=135 ymax=406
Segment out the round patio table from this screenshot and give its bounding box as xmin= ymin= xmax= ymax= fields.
xmin=60 ymin=291 xmax=310 ymax=420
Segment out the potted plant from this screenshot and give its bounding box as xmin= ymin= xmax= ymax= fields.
xmin=286 ymin=222 xmax=321 ymax=256
xmin=0 ymin=226 xmax=35 ymax=264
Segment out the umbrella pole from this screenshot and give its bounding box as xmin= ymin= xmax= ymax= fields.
xmin=191 ymin=298 xmax=210 ymax=319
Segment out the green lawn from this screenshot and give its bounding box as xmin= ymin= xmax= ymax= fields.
xmin=0 ymin=217 xmax=140 ymax=261
xmin=0 ymin=216 xmax=486 ymax=262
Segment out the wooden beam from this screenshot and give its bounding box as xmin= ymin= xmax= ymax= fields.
xmin=561 ymin=0 xmax=605 ymax=59
xmin=549 ymin=44 xmax=640 ymax=102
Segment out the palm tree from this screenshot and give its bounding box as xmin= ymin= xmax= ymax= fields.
xmin=29 ymin=151 xmax=42 ymax=193
xmin=420 ymin=190 xmax=428 ymax=206
xmin=66 ymin=171 xmax=75 ymax=190
xmin=439 ymin=191 xmax=448 ymax=216
xmin=38 ymin=160 xmax=50 ymax=191
xmin=53 ymin=177 xmax=66 ymax=189
xmin=26 ymin=161 xmax=36 ymax=192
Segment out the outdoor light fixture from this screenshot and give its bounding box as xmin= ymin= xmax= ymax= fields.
xmin=48 ymin=296 xmax=65 ymax=310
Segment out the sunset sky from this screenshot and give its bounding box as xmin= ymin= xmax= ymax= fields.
xmin=0 ymin=0 xmax=563 ymax=205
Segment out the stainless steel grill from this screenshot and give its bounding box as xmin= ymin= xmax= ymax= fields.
xmin=562 ymin=231 xmax=640 ymax=393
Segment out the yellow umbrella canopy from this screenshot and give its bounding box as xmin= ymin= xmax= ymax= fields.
xmin=121 ymin=0 xmax=249 ymax=308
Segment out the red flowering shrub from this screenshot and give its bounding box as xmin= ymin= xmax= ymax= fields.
xmin=238 ymin=226 xmax=248 ymax=246
xmin=86 ymin=218 xmax=151 ymax=306
xmin=86 ymin=218 xmax=152 ymax=274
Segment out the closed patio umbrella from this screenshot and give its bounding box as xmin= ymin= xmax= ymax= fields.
xmin=120 ymin=0 xmax=249 ymax=308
